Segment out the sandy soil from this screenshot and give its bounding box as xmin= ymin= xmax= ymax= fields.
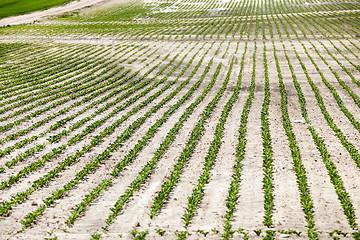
xmin=1 ymin=0 xmax=360 ymax=239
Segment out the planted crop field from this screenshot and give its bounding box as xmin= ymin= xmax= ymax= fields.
xmin=0 ymin=0 xmax=74 ymax=19
xmin=1 ymin=0 xmax=360 ymax=239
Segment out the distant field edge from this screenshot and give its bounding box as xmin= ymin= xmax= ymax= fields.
xmin=0 ymin=0 xmax=75 ymax=19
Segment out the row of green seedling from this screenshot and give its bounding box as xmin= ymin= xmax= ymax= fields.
xmin=0 ymin=44 xmax=184 ymax=190
xmin=222 ymin=41 xmax=252 ymax=240
xmin=182 ymin=54 xmax=237 ymax=228
xmin=149 ymin=62 xmax=226 ymax=218
xmin=78 ymin=46 xmax=218 ymax=232
xmin=273 ymin=5 xmax=359 ymax=234
xmin=20 ymin=42 xmax=205 ymax=229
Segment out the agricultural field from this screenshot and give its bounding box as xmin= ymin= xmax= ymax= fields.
xmin=0 ymin=0 xmax=74 ymax=19
xmin=1 ymin=0 xmax=360 ymax=239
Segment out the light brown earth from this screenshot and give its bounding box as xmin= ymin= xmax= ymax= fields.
xmin=0 ymin=0 xmax=360 ymax=239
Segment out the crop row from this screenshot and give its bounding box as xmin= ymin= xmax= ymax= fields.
xmin=269 ymin=4 xmax=360 ymax=237
xmin=0 ymin=43 xmax=188 ymax=216
xmin=21 ymin=42 xmax=209 ymax=229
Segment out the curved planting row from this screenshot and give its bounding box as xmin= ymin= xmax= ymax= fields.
xmin=1 ymin=0 xmax=360 ymax=238
xmin=0 ymin=43 xmax=189 ymax=215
